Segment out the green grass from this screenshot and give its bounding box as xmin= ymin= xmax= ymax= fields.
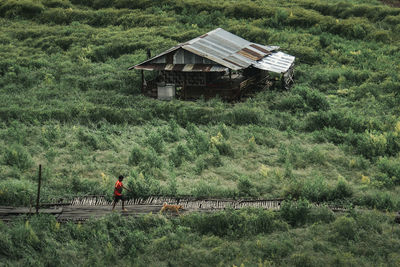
xmin=1 ymin=0 xmax=400 ymax=265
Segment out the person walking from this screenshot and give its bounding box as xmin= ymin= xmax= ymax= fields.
xmin=112 ymin=175 xmax=131 ymax=211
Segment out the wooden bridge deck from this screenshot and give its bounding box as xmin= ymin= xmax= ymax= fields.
xmin=0 ymin=196 xmax=349 ymax=223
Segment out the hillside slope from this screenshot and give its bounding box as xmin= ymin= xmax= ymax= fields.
xmin=1 ymin=0 xmax=400 ymax=265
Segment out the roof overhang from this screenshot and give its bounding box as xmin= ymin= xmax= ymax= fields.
xmin=253 ymin=52 xmax=295 ymax=74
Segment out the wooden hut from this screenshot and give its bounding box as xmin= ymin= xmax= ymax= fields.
xmin=129 ymin=28 xmax=295 ymax=100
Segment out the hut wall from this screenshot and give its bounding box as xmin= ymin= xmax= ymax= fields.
xmin=161 ymin=71 xmax=206 ymax=86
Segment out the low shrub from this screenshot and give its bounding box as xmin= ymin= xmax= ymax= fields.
xmin=3 ymin=143 xmax=33 ymax=170
xmin=287 ymin=45 xmax=320 ymax=64
xmin=71 ymin=177 xmax=104 ymax=195
xmin=223 ymin=1 xmax=271 ymax=19
xmin=332 ymin=216 xmax=357 ymax=240
xmin=304 ymin=110 xmax=366 ymax=133
xmin=225 ymin=106 xmax=262 ymax=125
xmin=275 ymin=86 xmax=330 ymax=113
xmin=162 ymin=119 xmax=180 ymax=143
xmin=377 ymin=157 xmax=400 ymax=185
xmin=355 ymin=131 xmax=387 ymax=159
xmin=193 ymin=156 xmax=208 ymax=175
xmin=42 ymin=0 xmax=71 ymax=8
xmin=128 ymin=145 xmax=145 ymax=166
xmin=302 ymin=176 xmax=331 ymax=202
xmin=280 ymin=199 xmax=311 ymax=227
xmin=0 ymin=0 xmax=44 ymax=19
xmin=145 ymin=130 xmax=164 ymax=153
xmin=0 ymin=179 xmax=36 ymax=206
xmin=77 ymin=129 xmax=99 ymax=150
xmin=284 ymin=177 xmax=352 ymax=202
xmin=368 ymin=30 xmax=391 ymax=43
xmin=126 ymin=173 xmax=160 ymax=199
xmin=330 ymin=178 xmax=353 ymax=200
xmin=356 ymin=191 xmax=396 ymax=211
xmin=308 ymin=206 xmax=335 ymax=224
xmin=169 ymin=143 xmax=191 ymax=167
xmin=237 ymin=176 xmax=258 ymax=197
xmin=182 ymin=208 xmax=279 ymax=237
xmin=312 ymin=127 xmax=347 ymax=144
xmin=186 ymin=123 xmax=209 ymax=155
xmin=138 ymin=148 xmax=163 ymax=175
xmin=210 ymin=132 xmax=234 ymax=157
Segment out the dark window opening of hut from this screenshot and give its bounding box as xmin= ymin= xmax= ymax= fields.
xmin=128 ymin=28 xmax=295 ymax=101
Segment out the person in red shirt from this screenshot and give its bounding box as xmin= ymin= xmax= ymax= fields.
xmin=112 ymin=175 xmax=131 ymax=211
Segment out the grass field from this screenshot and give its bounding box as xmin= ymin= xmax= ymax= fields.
xmin=1 ymin=0 xmax=400 ymax=265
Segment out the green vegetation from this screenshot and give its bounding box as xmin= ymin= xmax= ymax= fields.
xmin=2 ymin=209 xmax=400 ymax=266
xmin=1 ymin=0 xmax=400 ymax=265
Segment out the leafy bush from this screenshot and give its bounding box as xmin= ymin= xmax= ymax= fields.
xmin=330 ymin=178 xmax=353 ymax=200
xmin=275 ymin=85 xmax=329 ymax=113
xmin=126 ymin=173 xmax=160 ymax=199
xmin=280 ymin=199 xmax=311 ymax=227
xmin=332 ymin=216 xmax=357 ymax=240
xmin=356 ymin=191 xmax=396 ymax=211
xmin=3 ymin=144 xmax=33 ymax=170
xmin=42 ymin=0 xmax=71 ymax=8
xmin=304 ymin=110 xmax=366 ymax=133
xmin=301 ymin=176 xmax=331 ymax=202
xmin=128 ymin=144 xmax=145 ymax=166
xmin=145 ymin=130 xmax=164 ymax=153
xmin=237 ymin=176 xmax=258 ymax=197
xmin=0 ymin=179 xmax=36 ymax=206
xmin=308 ymin=206 xmax=335 ymax=224
xmin=0 ymin=0 xmax=44 ymax=19
xmin=162 ymin=119 xmax=180 ymax=142
xmin=193 ymin=156 xmax=208 ymax=175
xmin=182 ymin=208 xmax=279 ymax=237
xmin=368 ymin=30 xmax=391 ymax=43
xmin=312 ymin=127 xmax=347 ymax=144
xmin=355 ymin=131 xmax=387 ymax=159
xmin=77 ymin=129 xmax=99 ymax=150
xmin=138 ymin=148 xmax=163 ymax=175
xmin=210 ymin=132 xmax=234 ymax=157
xmin=225 ymin=106 xmax=261 ymax=125
xmin=71 ymin=177 xmax=104 ymax=195
xmin=377 ymin=157 xmax=400 ymax=185
xmin=169 ymin=143 xmax=191 ymax=167
xmin=186 ymin=123 xmax=209 ymax=155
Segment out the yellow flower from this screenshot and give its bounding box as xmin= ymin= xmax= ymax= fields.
xmin=361 ymin=175 xmax=370 ymax=184
xmin=210 ymin=132 xmax=223 ymax=146
xmin=395 ymin=121 xmax=400 ymax=134
xmin=259 ymin=164 xmax=270 ymax=178
xmin=349 ymin=159 xmax=356 ymax=168
xmin=350 ymin=50 xmax=361 ymax=55
xmin=249 ymin=136 xmax=255 ymax=144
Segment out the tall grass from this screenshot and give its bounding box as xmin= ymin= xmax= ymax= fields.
xmin=1 ymin=0 xmax=400 ymax=264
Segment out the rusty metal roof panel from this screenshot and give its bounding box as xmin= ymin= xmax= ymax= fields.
xmin=130 ymin=28 xmax=294 ymax=73
xmin=253 ymin=52 xmax=295 ymax=73
xmin=134 ymin=64 xmax=227 ymax=72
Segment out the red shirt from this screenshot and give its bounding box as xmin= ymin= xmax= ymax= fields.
xmin=114 ymin=180 xmax=123 ymax=196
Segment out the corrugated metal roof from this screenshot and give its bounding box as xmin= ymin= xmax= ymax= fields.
xmin=253 ymin=52 xmax=295 ymax=73
xmin=134 ymin=64 xmax=227 ymax=72
xmin=130 ymin=28 xmax=295 ymax=73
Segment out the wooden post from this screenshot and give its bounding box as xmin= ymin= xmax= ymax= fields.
xmin=146 ymin=48 xmax=151 ymax=59
xmin=141 ymin=70 xmax=144 ymax=95
xmin=36 ymin=164 xmax=42 ymax=214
